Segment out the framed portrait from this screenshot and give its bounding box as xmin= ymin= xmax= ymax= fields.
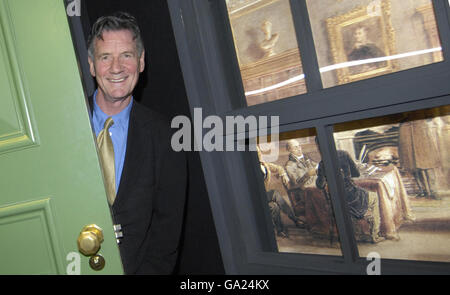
xmin=326 ymin=0 xmax=397 ymax=85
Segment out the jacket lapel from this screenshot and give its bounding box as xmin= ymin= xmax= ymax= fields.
xmin=113 ymin=101 xmax=155 ymax=209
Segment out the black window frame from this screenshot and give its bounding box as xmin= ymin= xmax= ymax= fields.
xmin=168 ymin=0 xmax=450 ymax=274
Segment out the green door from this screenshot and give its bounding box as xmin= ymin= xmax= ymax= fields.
xmin=0 ymin=0 xmax=123 ymax=274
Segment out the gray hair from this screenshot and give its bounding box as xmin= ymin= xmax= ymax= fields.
xmin=87 ymin=12 xmax=144 ymax=59
xmin=286 ymin=139 xmax=300 ymax=152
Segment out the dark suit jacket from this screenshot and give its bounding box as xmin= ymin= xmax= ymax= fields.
xmin=88 ymin=97 xmax=187 ymax=274
xmin=316 ymin=150 xmax=368 ymax=219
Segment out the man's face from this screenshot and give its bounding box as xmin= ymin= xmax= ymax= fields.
xmin=288 ymin=141 xmax=303 ymax=157
xmin=88 ymin=30 xmax=145 ymax=103
xmin=354 ymin=27 xmax=367 ymax=44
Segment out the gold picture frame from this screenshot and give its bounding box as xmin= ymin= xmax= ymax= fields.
xmin=326 ymin=0 xmax=396 ymax=85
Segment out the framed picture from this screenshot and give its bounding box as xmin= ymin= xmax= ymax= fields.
xmin=326 ymin=0 xmax=396 ymax=84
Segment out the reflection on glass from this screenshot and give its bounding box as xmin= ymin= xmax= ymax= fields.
xmin=225 ymin=0 xmax=307 ymax=106
xmin=306 ymin=0 xmax=444 ymax=88
xmin=334 ymin=105 xmax=450 ymax=262
xmin=257 ymin=129 xmax=342 ymax=256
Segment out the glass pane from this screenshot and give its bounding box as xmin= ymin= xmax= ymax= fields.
xmin=257 ymin=129 xmax=342 ymax=256
xmin=225 ymin=0 xmax=307 ymax=106
xmin=306 ymin=0 xmax=444 ymax=88
xmin=334 ymin=105 xmax=450 ymax=262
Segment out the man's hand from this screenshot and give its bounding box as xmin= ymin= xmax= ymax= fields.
xmin=281 ymin=174 xmax=290 ymax=187
xmin=307 ymin=168 xmax=316 ymax=177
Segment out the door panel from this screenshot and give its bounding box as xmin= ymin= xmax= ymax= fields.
xmin=0 ymin=0 xmax=123 ymax=274
xmin=0 ymin=3 xmax=37 ymax=154
xmin=0 ymin=199 xmax=63 ymax=274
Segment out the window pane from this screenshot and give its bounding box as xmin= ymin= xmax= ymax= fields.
xmin=334 ymin=105 xmax=450 ymax=262
xmin=306 ymin=0 xmax=444 ymax=88
xmin=225 ymin=0 xmax=307 ymax=106
xmin=257 ymin=129 xmax=342 ymax=256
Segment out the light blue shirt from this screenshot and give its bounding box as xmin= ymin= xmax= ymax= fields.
xmin=92 ymin=90 xmax=133 ymax=193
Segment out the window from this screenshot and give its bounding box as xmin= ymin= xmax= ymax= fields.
xmin=307 ymin=0 xmax=443 ymax=88
xmin=224 ymin=0 xmax=445 ymax=106
xmin=333 ymin=104 xmax=450 ymax=262
xmin=256 ymin=128 xmax=343 ymax=256
xmin=225 ymin=0 xmax=307 ymax=106
xmin=169 ymin=0 xmax=450 ymax=274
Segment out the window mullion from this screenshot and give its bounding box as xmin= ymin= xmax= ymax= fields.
xmin=316 ymin=125 xmax=359 ymax=265
xmin=290 ymin=0 xmax=323 ymax=92
xmin=433 ymin=0 xmax=450 ymax=61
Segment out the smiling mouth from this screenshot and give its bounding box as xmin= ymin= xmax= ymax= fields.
xmin=108 ymin=77 xmax=128 ymax=83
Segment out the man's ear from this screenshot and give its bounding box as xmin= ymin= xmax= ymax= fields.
xmin=88 ymin=56 xmax=96 ymax=77
xmin=139 ymin=50 xmax=145 ymax=73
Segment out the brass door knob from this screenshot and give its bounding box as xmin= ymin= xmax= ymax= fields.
xmin=77 ymin=224 xmax=104 ymax=256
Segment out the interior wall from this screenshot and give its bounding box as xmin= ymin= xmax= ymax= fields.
xmin=79 ymin=0 xmax=224 ymax=274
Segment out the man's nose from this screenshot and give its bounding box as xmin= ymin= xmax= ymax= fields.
xmin=110 ymin=57 xmax=123 ymax=73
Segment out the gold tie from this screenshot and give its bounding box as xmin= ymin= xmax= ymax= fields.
xmin=97 ymin=117 xmax=116 ymax=205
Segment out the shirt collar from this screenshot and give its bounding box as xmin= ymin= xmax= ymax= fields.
xmin=290 ymin=153 xmax=304 ymax=162
xmin=93 ymin=89 xmax=133 ymax=128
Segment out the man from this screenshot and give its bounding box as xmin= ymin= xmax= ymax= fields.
xmin=87 ymin=12 xmax=187 ymax=274
xmin=284 ymin=139 xmax=317 ymax=191
xmin=284 ymin=139 xmax=317 ymax=221
xmin=316 ymin=150 xmax=383 ymax=243
xmin=398 ymin=113 xmax=440 ymax=199
xmin=257 ymin=147 xmax=303 ymax=238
